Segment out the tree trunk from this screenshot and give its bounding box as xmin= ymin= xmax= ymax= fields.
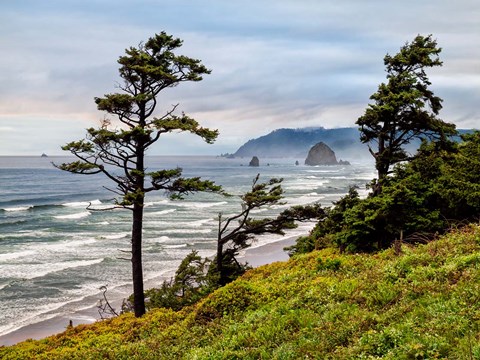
xmin=216 ymin=216 xmax=224 ymax=285
xmin=131 ymin=131 xmax=146 ymax=317
xmin=373 ymin=134 xmax=388 ymax=196
xmin=131 ymin=202 xmax=146 ymax=317
xmin=373 ymin=170 xmax=386 ymax=196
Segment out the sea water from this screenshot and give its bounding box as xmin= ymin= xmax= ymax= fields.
xmin=0 ymin=156 xmax=375 ymax=338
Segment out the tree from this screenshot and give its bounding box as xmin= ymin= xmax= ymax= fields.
xmin=142 ymin=176 xmax=324 ymax=312
xmin=290 ymin=132 xmax=480 ymax=254
xmin=57 ymin=32 xmax=221 ymax=317
xmin=356 ymin=34 xmax=457 ymax=194
xmin=144 ymin=250 xmax=209 ymax=311
xmin=286 ymin=186 xmax=362 ymax=255
xmin=213 ymin=175 xmax=324 ymax=285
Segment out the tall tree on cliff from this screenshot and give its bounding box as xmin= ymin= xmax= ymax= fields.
xmin=356 ymin=34 xmax=456 ymax=195
xmin=58 ymin=32 xmax=220 ymax=317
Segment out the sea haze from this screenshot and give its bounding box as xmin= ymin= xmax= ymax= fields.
xmin=0 ymin=155 xmax=375 ymax=338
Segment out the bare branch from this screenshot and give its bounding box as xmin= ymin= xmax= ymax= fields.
xmin=97 ymin=285 xmax=119 ymax=319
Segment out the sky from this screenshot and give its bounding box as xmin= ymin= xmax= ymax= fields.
xmin=1 ymin=0 xmax=479 ymax=155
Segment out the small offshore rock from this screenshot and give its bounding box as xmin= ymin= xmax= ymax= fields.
xmin=249 ymin=156 xmax=260 ymax=167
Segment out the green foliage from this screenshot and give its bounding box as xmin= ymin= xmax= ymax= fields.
xmin=57 ymin=32 xmax=219 ymax=208
xmin=145 ymin=251 xmax=210 ymax=311
xmin=317 ymin=257 xmax=342 ymax=272
xmin=3 ymin=225 xmax=480 ymax=358
xmin=287 ymin=187 xmax=360 ymax=254
xmin=291 ymin=132 xmax=480 ymax=253
xmin=142 ymin=177 xmax=324 ymax=312
xmin=356 ymin=34 xmax=457 ymax=189
xmin=152 ymin=113 xmax=219 ymax=144
xmin=56 ymin=31 xmax=221 ymax=317
xmin=56 ymin=160 xmax=101 ymax=174
xmin=213 ymin=175 xmax=324 ymax=286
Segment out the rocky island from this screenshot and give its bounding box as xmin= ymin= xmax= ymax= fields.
xmin=304 ymin=142 xmax=350 ymax=166
xmin=249 ymin=156 xmax=260 ymax=167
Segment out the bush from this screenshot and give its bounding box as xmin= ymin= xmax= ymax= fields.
xmin=145 ymin=251 xmax=210 ymax=311
xmin=291 ymin=133 xmax=480 ymax=254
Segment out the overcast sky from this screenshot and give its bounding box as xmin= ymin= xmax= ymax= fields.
xmin=1 ymin=0 xmax=479 ymax=155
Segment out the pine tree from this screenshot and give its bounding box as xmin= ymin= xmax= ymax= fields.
xmin=357 ymin=34 xmax=457 ymax=194
xmin=58 ymin=32 xmax=220 ymax=317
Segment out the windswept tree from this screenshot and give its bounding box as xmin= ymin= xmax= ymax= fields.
xmin=357 ymin=34 xmax=457 ymax=194
xmin=213 ymin=175 xmax=324 ymax=285
xmin=143 ymin=176 xmax=324 ymax=311
xmin=58 ymin=32 xmax=220 ymax=317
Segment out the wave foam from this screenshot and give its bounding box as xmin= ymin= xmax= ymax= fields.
xmin=285 ymin=179 xmax=329 ymax=190
xmin=52 ymin=238 xmax=97 ymax=249
xmin=96 ymin=221 xmax=110 ymax=225
xmin=0 ymin=250 xmax=36 ymax=262
xmin=173 ymin=201 xmax=228 ymax=209
xmin=62 ymin=200 xmax=102 ymax=207
xmin=0 ymin=283 xmax=10 ymax=291
xmin=0 ymin=278 xmax=108 ymax=338
xmin=102 ymin=233 xmax=129 ymax=240
xmin=305 ymin=169 xmax=340 ymax=173
xmin=54 ymin=211 xmax=91 ymax=220
xmin=0 ymin=230 xmax=50 ymax=239
xmin=151 ymin=235 xmax=171 ymax=243
xmin=185 ymin=218 xmax=215 ymax=227
xmin=147 ymin=209 xmax=176 ymax=216
xmin=0 ymin=258 xmax=105 ymax=281
xmin=2 ymin=206 xmax=33 ymax=212
xmin=156 ymin=229 xmax=212 ymax=235
xmin=163 ymin=244 xmax=188 ymax=249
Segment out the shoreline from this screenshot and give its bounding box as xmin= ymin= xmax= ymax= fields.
xmin=0 ymin=236 xmax=297 ymax=347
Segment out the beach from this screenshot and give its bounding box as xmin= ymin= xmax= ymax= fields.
xmin=0 ymin=157 xmax=372 ymax=348
xmin=0 ymin=236 xmax=297 ymax=346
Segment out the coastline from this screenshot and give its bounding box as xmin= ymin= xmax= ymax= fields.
xmin=0 ymin=236 xmax=297 ymax=347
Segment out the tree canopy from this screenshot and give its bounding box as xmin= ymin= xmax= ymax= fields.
xmin=212 ymin=175 xmax=324 ymax=285
xmin=290 ymin=132 xmax=480 ymax=254
xmin=144 ymin=175 xmax=325 ymax=311
xmin=356 ymin=34 xmax=457 ymax=194
xmin=57 ymin=32 xmax=220 ymax=317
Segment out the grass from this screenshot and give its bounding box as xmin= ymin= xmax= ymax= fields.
xmin=1 ymin=224 xmax=480 ymax=359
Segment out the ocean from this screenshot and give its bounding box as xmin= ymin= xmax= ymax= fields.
xmin=0 ymin=155 xmax=375 ymax=339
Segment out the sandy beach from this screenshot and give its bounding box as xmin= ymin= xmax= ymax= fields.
xmin=0 ymin=236 xmax=297 ymax=347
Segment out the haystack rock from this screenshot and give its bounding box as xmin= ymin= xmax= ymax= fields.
xmin=305 ymin=142 xmax=343 ymax=166
xmin=249 ymin=156 xmax=260 ymax=167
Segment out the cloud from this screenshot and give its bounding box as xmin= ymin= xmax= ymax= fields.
xmin=1 ymin=0 xmax=479 ymax=155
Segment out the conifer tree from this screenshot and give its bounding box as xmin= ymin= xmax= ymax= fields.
xmin=214 ymin=175 xmax=324 ymax=285
xmin=58 ymin=32 xmax=220 ymax=317
xmin=357 ymin=34 xmax=456 ymax=194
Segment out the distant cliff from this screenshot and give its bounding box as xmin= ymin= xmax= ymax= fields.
xmin=233 ymin=127 xmax=367 ymax=159
xmin=232 ymin=127 xmax=474 ymax=160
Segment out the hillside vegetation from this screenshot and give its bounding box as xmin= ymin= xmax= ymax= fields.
xmin=2 ymin=224 xmax=479 ymax=359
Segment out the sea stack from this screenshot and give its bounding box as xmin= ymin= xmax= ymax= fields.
xmin=249 ymin=156 xmax=260 ymax=167
xmin=305 ymin=142 xmax=347 ymax=166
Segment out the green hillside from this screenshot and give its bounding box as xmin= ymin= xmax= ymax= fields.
xmin=2 ymin=224 xmax=480 ymax=359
